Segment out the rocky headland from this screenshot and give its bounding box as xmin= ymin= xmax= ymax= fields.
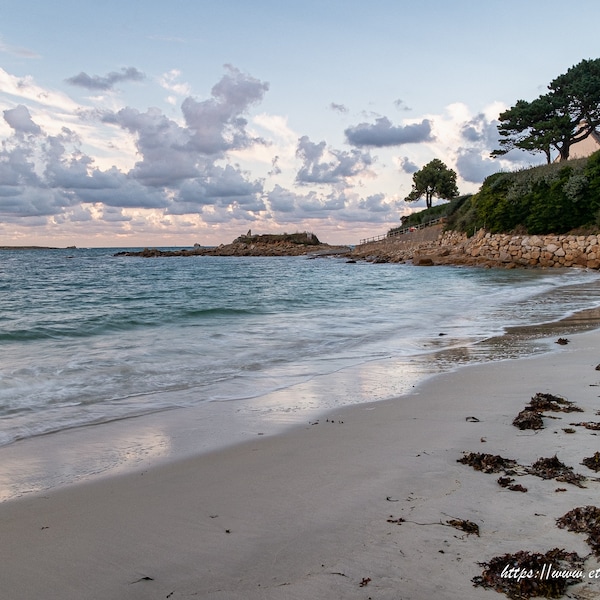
xmin=116 ymin=232 xmax=350 ymax=258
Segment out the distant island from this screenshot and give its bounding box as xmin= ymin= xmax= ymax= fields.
xmin=0 ymin=246 xmax=63 ymax=250
xmin=115 ymin=231 xmax=351 ymax=258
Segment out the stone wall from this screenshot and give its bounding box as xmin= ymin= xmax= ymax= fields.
xmin=352 ymin=227 xmax=600 ymax=269
xmin=463 ymin=230 xmax=600 ymax=269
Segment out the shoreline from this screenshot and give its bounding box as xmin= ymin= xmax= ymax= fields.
xmin=1 ymin=303 xmax=600 ymax=504
xmin=1 ymin=304 xmax=599 ymax=503
xmin=3 ymin=328 xmax=600 ymax=597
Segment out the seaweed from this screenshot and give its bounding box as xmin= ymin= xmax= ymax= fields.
xmin=528 ymin=393 xmax=582 ymax=413
xmin=570 ymin=421 xmax=600 ymax=430
xmin=582 ymin=452 xmax=600 ymax=472
xmin=513 ymin=409 xmax=544 ymax=430
xmin=459 ymin=452 xmax=587 ymax=487
xmin=457 ymin=452 xmax=519 ymax=474
xmin=508 ymin=483 xmax=528 ymax=493
xmin=473 ymin=548 xmax=585 ymax=599
xmin=557 ymin=506 xmax=600 ymax=557
xmin=386 ymin=515 xmax=479 ymax=535
xmin=446 ymin=518 xmax=480 ymax=536
xmin=498 ymin=476 xmax=528 ymax=492
xmin=513 ymin=393 xmax=582 ymax=430
xmin=526 ymin=456 xmax=586 ymax=488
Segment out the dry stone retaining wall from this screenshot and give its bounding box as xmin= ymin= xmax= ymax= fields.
xmin=463 ymin=230 xmax=600 ymax=269
xmin=353 ymin=227 xmax=600 ymax=269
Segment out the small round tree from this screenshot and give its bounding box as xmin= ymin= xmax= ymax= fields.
xmin=405 ymin=158 xmax=459 ymax=209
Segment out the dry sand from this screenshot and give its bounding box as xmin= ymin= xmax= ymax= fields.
xmin=3 ymin=330 xmax=600 ymax=599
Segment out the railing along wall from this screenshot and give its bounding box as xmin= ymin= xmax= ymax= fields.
xmin=359 ymin=218 xmax=444 ymax=246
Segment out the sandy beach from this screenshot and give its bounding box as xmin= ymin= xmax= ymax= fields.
xmin=3 ymin=329 xmax=600 ymax=599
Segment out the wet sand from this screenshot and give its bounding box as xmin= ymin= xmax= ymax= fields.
xmin=2 ymin=328 xmax=600 ymax=598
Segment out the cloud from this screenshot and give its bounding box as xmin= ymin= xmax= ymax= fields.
xmin=0 ymin=64 xmax=411 ymax=240
xmin=266 ymin=185 xmax=397 ymax=224
xmin=268 ymin=155 xmax=281 ymax=176
xmin=0 ymin=68 xmax=79 ymax=114
xmin=454 ymin=109 xmax=544 ymax=182
xmin=99 ymin=67 xmax=271 ymax=204
xmin=358 ymin=193 xmax=390 ymax=213
xmin=66 ymin=67 xmax=146 ymax=91
xmin=3 ymin=105 xmax=41 ymax=135
xmin=0 ymin=180 xmax=72 ymax=217
xmin=61 ymin=205 xmax=95 ymax=223
xmin=0 ymin=65 xmax=277 ymax=231
xmin=181 ymin=65 xmax=269 ymax=155
xmin=266 ymin=185 xmax=345 ymax=217
xmin=460 ymin=112 xmax=501 ymax=146
xmin=0 ymin=38 xmax=40 ymax=59
xmin=329 ymin=102 xmax=348 ymax=113
xmin=267 ymin=185 xmax=302 ymax=213
xmin=159 ymin=69 xmax=191 ymax=98
xmin=345 ymin=117 xmax=433 ymax=147
xmin=394 ymin=99 xmax=411 ymax=111
xmin=0 ymin=108 xmax=167 ymax=218
xmin=98 ymin=207 xmax=131 ymax=222
xmin=173 ymin=164 xmax=264 ymax=212
xmin=455 ymin=149 xmax=501 ymax=183
xmin=0 ymin=134 xmax=43 ymax=189
xmin=102 ymin=106 xmax=199 ymax=186
xmin=295 ymin=135 xmax=373 ymax=185
xmin=398 ymin=156 xmax=419 ymax=174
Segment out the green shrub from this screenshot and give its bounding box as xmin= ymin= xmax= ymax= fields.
xmin=465 ymin=151 xmax=600 ymax=234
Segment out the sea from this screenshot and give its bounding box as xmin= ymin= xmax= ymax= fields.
xmin=2 ymin=247 xmax=600 ymax=495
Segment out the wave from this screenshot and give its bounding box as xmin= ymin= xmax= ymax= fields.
xmin=182 ymin=306 xmax=261 ymax=318
xmin=0 ymin=305 xmax=265 ymax=343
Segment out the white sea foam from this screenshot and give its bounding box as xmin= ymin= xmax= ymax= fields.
xmin=1 ymin=248 xmax=599 ymax=447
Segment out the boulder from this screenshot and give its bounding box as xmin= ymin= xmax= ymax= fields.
xmin=413 ymin=256 xmax=434 ymax=266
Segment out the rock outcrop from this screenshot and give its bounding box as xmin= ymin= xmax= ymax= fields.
xmin=116 ymin=232 xmax=350 ymax=258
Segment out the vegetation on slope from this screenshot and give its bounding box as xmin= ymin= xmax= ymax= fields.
xmin=390 ymin=150 xmax=600 ymax=237
xmin=387 ymin=195 xmax=472 ymax=236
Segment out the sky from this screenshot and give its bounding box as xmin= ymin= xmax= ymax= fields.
xmin=1 ymin=1 xmax=599 ymax=247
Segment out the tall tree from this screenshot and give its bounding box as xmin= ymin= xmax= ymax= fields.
xmin=493 ymin=58 xmax=600 ymax=163
xmin=405 ymin=158 xmax=459 ymax=209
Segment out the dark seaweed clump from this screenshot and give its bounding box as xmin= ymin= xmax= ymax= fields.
xmin=557 ymin=506 xmax=600 ymax=557
xmin=457 ymin=452 xmax=519 ymax=474
xmin=527 ymin=456 xmax=586 ymax=488
xmin=458 ymin=452 xmax=587 ymax=488
xmin=582 ymin=451 xmax=600 ymax=472
xmin=473 ymin=548 xmax=584 ymax=599
xmin=513 ymin=409 xmax=545 ymax=430
xmin=513 ymin=393 xmax=582 ymax=430
xmin=498 ymin=476 xmax=528 ymax=492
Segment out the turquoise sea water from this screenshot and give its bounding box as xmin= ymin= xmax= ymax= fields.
xmin=1 ymin=247 xmax=600 ymax=448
